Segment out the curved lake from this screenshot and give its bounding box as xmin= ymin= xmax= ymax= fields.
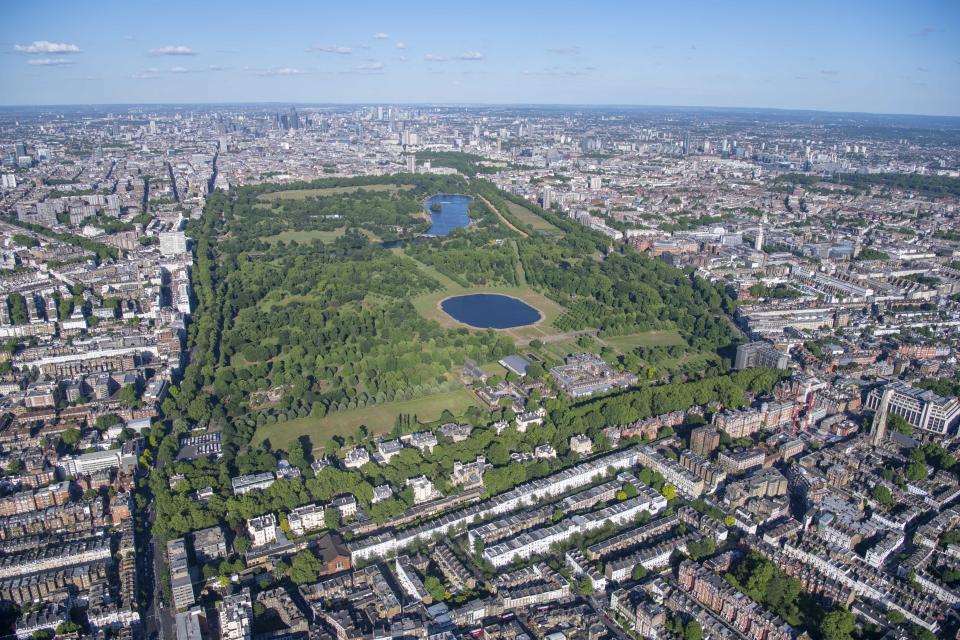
xmin=426 ymin=194 xmax=472 ymax=236
xmin=441 ymin=294 xmax=542 ymax=329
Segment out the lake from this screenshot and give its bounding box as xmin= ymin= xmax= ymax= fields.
xmin=441 ymin=294 xmax=542 ymax=329
xmin=426 ymin=194 xmax=472 ymax=236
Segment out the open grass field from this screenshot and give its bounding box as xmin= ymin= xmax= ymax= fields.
xmin=404 ymin=252 xmax=567 ymax=343
xmin=250 ymin=388 xmax=480 ymax=451
xmin=504 ymin=201 xmax=562 ymax=235
xmin=603 ymin=330 xmax=686 ymax=352
xmin=262 ymin=227 xmax=379 ymax=245
xmin=263 ymin=229 xmax=345 ymax=244
xmin=256 ymin=184 xmax=413 ymax=201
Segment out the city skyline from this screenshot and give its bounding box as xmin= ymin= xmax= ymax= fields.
xmin=3 ymin=0 xmax=960 ymax=116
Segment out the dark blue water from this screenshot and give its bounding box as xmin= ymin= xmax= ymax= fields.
xmin=441 ymin=294 xmax=542 ymax=329
xmin=426 ymin=194 xmax=472 ymax=236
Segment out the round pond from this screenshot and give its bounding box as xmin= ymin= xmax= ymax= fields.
xmin=441 ymin=293 xmax=542 ymax=329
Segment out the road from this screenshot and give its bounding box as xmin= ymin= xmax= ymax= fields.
xmin=138 ymin=453 xmax=174 ymax=640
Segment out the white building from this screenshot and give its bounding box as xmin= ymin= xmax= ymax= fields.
xmin=343 ymin=447 xmax=370 ymax=469
xmin=407 ymin=476 xmax=441 ymax=504
xmin=287 ymin=503 xmax=325 ymax=537
xmin=160 ymin=231 xmax=188 ymax=257
xmin=247 ymin=513 xmax=277 ymax=548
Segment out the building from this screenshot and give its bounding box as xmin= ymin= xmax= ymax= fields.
xmin=218 ymin=588 xmax=252 ymax=640
xmin=342 ymin=446 xmax=370 ymax=469
xmin=407 ymin=476 xmax=441 ymax=504
xmin=717 ymin=448 xmax=766 ymax=474
xmin=59 ymin=447 xmax=138 ymax=477
xmin=735 ymin=341 xmax=790 ymax=370
xmin=231 ymin=472 xmax=275 ymax=495
xmin=166 ymin=538 xmax=195 ymax=611
xmin=690 ymin=426 xmax=720 ymax=457
xmin=569 ymin=434 xmax=594 ymax=457
xmin=499 ymin=354 xmax=530 ymax=377
xmin=190 ymin=526 xmax=227 ymax=565
xmin=865 ymin=381 xmax=960 ymax=438
xmin=159 ymin=231 xmax=188 ymax=257
xmin=247 ymin=513 xmax=277 ymax=548
xmin=287 ymin=503 xmax=326 ymax=537
xmin=314 ymin=534 xmax=351 ymax=575
xmin=174 ymin=606 xmax=205 ymax=640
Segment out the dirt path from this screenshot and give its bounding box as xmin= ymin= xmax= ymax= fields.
xmin=477 ymin=194 xmax=528 ymax=238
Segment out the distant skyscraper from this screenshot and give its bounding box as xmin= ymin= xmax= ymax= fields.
xmin=542 ymin=188 xmax=552 ymax=210
xmin=682 ymin=132 xmax=691 ymax=156
xmin=288 ymin=107 xmax=300 ymax=130
xmin=377 ymin=106 xmax=383 ymax=121
xmin=406 ymin=155 xmax=416 ymax=173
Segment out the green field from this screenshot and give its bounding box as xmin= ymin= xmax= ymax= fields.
xmin=251 ymin=388 xmax=480 ymax=450
xmin=405 ymin=252 xmax=567 ymax=342
xmin=263 ymin=229 xmax=345 ymax=244
xmin=262 ymin=228 xmax=379 ymax=245
xmin=603 ymin=330 xmax=686 ymax=352
xmin=504 ymin=201 xmax=562 ymax=235
xmin=256 ymin=184 xmax=413 ymax=201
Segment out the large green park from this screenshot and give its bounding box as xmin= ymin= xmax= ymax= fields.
xmin=171 ymin=173 xmax=740 ymax=456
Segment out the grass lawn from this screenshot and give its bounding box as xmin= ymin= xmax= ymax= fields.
xmin=504 ymin=201 xmax=562 ymax=235
xmin=262 ymin=228 xmax=379 ymax=245
xmin=263 ymin=229 xmax=345 ymax=244
xmin=603 ymin=330 xmax=686 ymax=352
xmin=256 ymin=184 xmax=413 ymax=201
xmin=405 ymin=252 xmax=566 ymax=342
xmin=251 ymin=388 xmax=480 ymax=451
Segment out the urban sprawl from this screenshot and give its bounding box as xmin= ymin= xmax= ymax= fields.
xmin=0 ymin=104 xmax=959 ymax=640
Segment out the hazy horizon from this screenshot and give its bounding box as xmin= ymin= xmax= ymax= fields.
xmin=4 ymin=0 xmax=959 ymax=117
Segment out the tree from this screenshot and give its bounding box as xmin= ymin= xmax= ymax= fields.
xmin=661 ymin=483 xmax=677 ymax=501
xmin=886 ymin=610 xmax=905 ymax=625
xmin=61 ymin=428 xmax=82 ymax=446
xmin=906 ymin=452 xmax=928 ymax=482
xmin=424 ymin=575 xmax=446 ymax=601
xmin=119 ymin=384 xmax=140 ymax=409
xmin=7 ymin=293 xmax=27 ymax=325
xmin=324 ymin=507 xmax=340 ymax=529
xmin=871 ymin=484 xmax=894 ymax=507
xmin=289 ymin=549 xmax=323 ymax=585
xmin=233 ymin=536 xmax=251 ymax=555
xmin=576 ymin=577 xmax=594 ymax=595
xmin=888 ymin=413 xmax=912 ymax=437
xmin=686 ymin=538 xmax=716 ymax=561
xmin=684 ymin=621 xmax=703 ymax=640
xmin=56 ymin=622 xmax=82 ymax=634
xmin=287 ymin=437 xmax=311 ymax=473
xmin=819 ymin=610 xmax=855 ymax=640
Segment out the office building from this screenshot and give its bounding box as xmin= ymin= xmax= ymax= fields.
xmin=735 ymin=341 xmax=790 ymax=370
xmin=865 ymin=381 xmax=960 ymax=438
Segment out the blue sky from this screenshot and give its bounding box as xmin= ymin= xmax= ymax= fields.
xmin=2 ymin=0 xmax=959 ymax=115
